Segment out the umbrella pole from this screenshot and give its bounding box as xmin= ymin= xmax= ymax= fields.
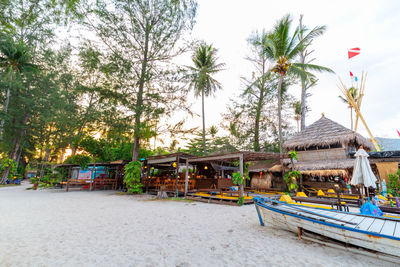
xmin=360 ymin=185 xmax=364 ymax=205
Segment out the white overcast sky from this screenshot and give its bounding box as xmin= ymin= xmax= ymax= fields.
xmin=183 ymin=0 xmax=400 ymax=141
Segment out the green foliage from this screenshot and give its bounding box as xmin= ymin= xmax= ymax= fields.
xmin=388 ymin=170 xmax=400 ymax=196
xmin=184 ymin=127 xmax=237 ymax=156
xmin=284 ymin=171 xmax=301 ymax=192
xmin=64 ymin=154 xmax=92 ymax=169
xmin=124 ymin=161 xmax=143 ymax=194
xmin=288 ymin=150 xmax=298 ymax=161
xmin=0 ymin=156 xmax=16 ymax=180
xmin=237 ymin=196 xmax=244 ymax=206
xmin=39 ymin=170 xmax=63 ymax=188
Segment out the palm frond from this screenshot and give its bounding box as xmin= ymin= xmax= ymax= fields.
xmin=292 ymin=62 xmax=334 ymax=73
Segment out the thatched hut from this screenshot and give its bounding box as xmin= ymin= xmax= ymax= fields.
xmin=284 ymin=115 xmax=400 ymax=190
xmin=284 ymin=114 xmax=374 ymax=155
xmin=283 ymin=115 xmax=374 ymax=190
xmin=248 ymin=160 xmax=283 ymax=189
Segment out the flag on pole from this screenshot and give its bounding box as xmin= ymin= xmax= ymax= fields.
xmin=348 ymin=47 xmax=361 ymax=59
xmin=350 ymin=71 xmax=354 ymax=81
xmin=397 ymin=129 xmax=400 ymax=137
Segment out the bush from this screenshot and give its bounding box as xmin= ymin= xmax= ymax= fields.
xmin=124 ymin=161 xmax=143 ymax=194
xmin=284 ymin=171 xmax=301 ymax=192
xmin=64 ymin=154 xmax=93 ymax=169
xmin=0 ymin=156 xmax=16 ymax=180
xmin=388 ymin=170 xmax=400 ymax=197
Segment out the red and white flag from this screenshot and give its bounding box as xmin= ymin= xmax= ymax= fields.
xmin=348 ymin=47 xmax=361 ymax=59
xmin=397 ymin=129 xmax=400 ymax=137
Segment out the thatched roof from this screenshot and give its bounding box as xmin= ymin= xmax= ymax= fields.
xmin=287 ymin=159 xmax=355 ymax=171
xmin=284 ymin=115 xmax=374 ymax=151
xmin=248 ymin=160 xmax=280 ymax=172
xmin=300 ymin=169 xmax=348 ymax=177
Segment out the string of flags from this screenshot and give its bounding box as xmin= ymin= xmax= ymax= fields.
xmin=348 ymin=47 xmax=360 ymax=82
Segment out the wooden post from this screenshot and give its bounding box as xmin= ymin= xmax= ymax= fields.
xmin=239 ymin=154 xmax=244 ymax=199
xmin=145 ymin=164 xmax=150 ymax=193
xmin=175 ymin=156 xmax=179 ymax=197
xmin=184 ymin=158 xmax=189 ymax=197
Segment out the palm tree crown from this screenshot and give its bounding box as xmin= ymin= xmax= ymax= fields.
xmin=187 ymin=44 xmax=225 ymax=97
xmin=186 ymin=43 xmax=225 ymax=155
xmin=0 ymin=36 xmax=35 ymax=75
xmin=263 ymin=15 xmax=334 ymax=154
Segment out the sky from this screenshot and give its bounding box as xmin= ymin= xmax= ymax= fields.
xmin=182 ymin=0 xmax=400 ymax=144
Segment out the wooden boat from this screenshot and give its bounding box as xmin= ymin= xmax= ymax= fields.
xmin=254 ymin=197 xmax=400 ymax=259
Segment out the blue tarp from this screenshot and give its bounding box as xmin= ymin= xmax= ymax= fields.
xmin=360 ymin=202 xmax=383 ymax=216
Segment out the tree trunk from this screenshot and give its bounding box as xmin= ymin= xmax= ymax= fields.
xmin=132 ymin=26 xmax=150 ymax=162
xmin=71 ymin=145 xmax=77 ymax=156
xmin=299 ymin=15 xmax=307 ymax=131
xmin=300 ymin=78 xmax=307 ymax=131
xmin=90 ymin=156 xmax=97 ymax=191
xmin=59 ymin=148 xmax=65 ymax=163
xmin=277 ymin=73 xmax=283 ymax=154
xmin=0 ymin=114 xmax=29 ymax=184
xmin=254 ymin=58 xmax=266 ymax=152
xmin=0 ymin=76 xmax=12 ymax=139
xmin=201 ymin=88 xmax=207 ymax=155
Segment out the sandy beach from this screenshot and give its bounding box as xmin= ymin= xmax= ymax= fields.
xmin=0 ymin=183 xmax=394 ymax=267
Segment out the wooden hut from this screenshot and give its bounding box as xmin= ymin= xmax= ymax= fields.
xmin=283 ymin=115 xmax=373 ymax=191
xmin=283 ymin=115 xmax=400 ymax=191
xmin=248 ymin=160 xmax=282 ymax=189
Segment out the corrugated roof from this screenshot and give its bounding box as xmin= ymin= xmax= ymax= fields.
xmin=375 ymin=137 xmax=400 ymax=151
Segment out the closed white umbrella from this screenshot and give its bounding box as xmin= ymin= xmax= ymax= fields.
xmin=351 ymin=148 xmax=377 ymax=195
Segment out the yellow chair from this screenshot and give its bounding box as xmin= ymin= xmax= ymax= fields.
xmin=377 ymin=194 xmax=388 ymax=201
xmin=296 ymin=192 xmax=308 ymax=197
xmin=279 ymin=195 xmax=294 ymax=203
xmin=317 ymin=190 xmax=325 ymax=197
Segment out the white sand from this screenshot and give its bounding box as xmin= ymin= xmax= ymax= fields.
xmin=0 ymin=183 xmax=394 ymax=267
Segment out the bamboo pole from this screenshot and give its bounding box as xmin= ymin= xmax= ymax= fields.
xmin=338 ymin=76 xmax=380 ymax=151
xmin=354 ymin=72 xmax=367 ymax=131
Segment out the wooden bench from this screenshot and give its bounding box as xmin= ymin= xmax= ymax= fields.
xmin=94 ymin=179 xmax=117 ymax=190
xmin=222 ymin=191 xmax=250 ymax=197
xmin=66 ymin=179 xmax=92 ymax=192
xmin=292 ymin=196 xmax=349 ymax=212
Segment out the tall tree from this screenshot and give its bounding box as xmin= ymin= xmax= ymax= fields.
xmin=293 ymin=101 xmax=301 ymax=132
xmin=86 ymin=0 xmax=197 ymax=162
xmin=0 ymin=35 xmax=36 ymax=139
xmin=263 ymin=15 xmax=334 ymax=154
xmin=186 ymin=43 xmax=225 ymax=155
xmin=298 ymin=15 xmax=331 ymax=130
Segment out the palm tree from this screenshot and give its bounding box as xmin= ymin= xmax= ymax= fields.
xmin=263 ymin=15 xmax=334 ymax=154
xmin=187 ymin=43 xmax=225 ymax=155
xmin=298 ymin=15 xmax=331 ymax=130
xmin=0 ymin=35 xmax=35 ymax=139
xmin=293 ymin=101 xmax=301 ymax=132
xmin=339 ymin=87 xmax=358 ymax=130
